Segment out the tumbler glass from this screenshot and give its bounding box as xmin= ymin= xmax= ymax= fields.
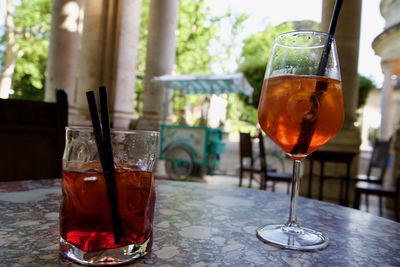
xmin=59 ymin=127 xmax=159 ymax=265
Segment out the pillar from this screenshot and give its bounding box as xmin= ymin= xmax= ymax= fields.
xmin=320 ymin=0 xmax=361 ymax=132
xmin=393 ymin=126 xmax=400 ymax=180
xmin=71 ymin=0 xmax=107 ymax=125
xmin=70 ymin=0 xmax=141 ymax=127
xmin=110 ymin=0 xmax=142 ymax=129
xmin=45 ymin=0 xmax=81 ymax=104
xmin=380 ymin=62 xmax=394 ymax=139
xmin=135 ymin=0 xmax=179 ymax=130
xmin=300 ymin=0 xmax=363 ymax=203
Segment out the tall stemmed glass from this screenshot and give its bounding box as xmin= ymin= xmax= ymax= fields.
xmin=256 ymin=31 xmax=344 ymax=250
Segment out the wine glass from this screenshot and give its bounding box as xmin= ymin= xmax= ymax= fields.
xmin=256 ymin=31 xmax=344 ymax=250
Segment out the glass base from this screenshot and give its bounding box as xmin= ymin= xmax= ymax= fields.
xmin=256 ymin=224 xmax=328 ymax=251
xmin=60 ymin=237 xmax=151 ymax=266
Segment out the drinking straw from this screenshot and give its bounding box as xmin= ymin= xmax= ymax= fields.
xmin=86 ymin=88 xmax=124 ymax=245
xmin=98 ymin=86 xmax=125 ymax=242
xmin=317 ymin=0 xmax=343 ymax=76
xmin=290 ymin=0 xmax=343 ymax=155
xmin=86 ymin=91 xmax=103 ymax=151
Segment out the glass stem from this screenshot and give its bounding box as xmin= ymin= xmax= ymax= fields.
xmin=286 ymin=159 xmax=302 ymax=228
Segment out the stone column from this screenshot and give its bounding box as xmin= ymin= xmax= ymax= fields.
xmin=393 ymin=126 xmax=400 ymax=178
xmin=71 ymin=0 xmax=107 ymax=125
xmin=300 ymin=0 xmax=362 ymax=203
xmin=380 ymin=63 xmax=394 ymax=139
xmin=45 ymin=0 xmax=82 ymax=105
xmin=136 ymin=0 xmax=179 ymax=130
xmin=321 ymin=0 xmax=362 ymax=134
xmin=68 ymin=0 xmax=142 ymax=127
xmin=109 ymin=0 xmax=142 ymax=129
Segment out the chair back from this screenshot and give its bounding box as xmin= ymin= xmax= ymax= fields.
xmin=396 ymin=171 xmax=400 ymax=191
xmin=239 ymin=132 xmax=253 ymax=167
xmin=0 ymin=90 xmax=68 ymax=181
xmin=366 ymin=137 xmax=392 ymax=183
xmin=256 ymin=131 xmax=269 ymax=172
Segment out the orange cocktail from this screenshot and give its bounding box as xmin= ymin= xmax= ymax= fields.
xmin=256 ymin=31 xmax=343 ymax=250
xmin=258 ymin=75 xmax=343 ymax=157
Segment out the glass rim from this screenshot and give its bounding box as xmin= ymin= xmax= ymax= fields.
xmin=274 ymin=30 xmax=334 ymax=48
xmin=65 ymin=126 xmax=160 ymax=135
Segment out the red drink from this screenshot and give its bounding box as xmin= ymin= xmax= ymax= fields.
xmin=60 ymin=162 xmax=155 ymax=252
xmin=258 ymin=75 xmax=344 ymax=157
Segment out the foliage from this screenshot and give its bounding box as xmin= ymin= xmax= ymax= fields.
xmin=233 ymin=22 xmax=295 ymax=128
xmin=232 ymin=20 xmax=324 ymax=128
xmin=236 ymin=21 xmax=321 ymax=110
xmin=1 ymin=0 xmax=52 ymax=100
xmin=133 ymin=0 xmax=150 ymax=116
xmin=0 ymin=33 xmax=5 ymax=64
xmin=176 ymin=0 xmax=216 ymax=74
xmin=175 ymin=3 xmax=247 ymax=124
xmin=135 ymin=0 xmax=247 ymax=124
xmin=226 ymin=93 xmax=258 ymax=131
xmin=291 ymin=20 xmax=320 ymax=31
xmin=358 ymin=74 xmax=375 ymax=109
xmin=0 ymin=0 xmax=246 ymax=113
xmin=234 ymin=19 xmax=374 ymax=129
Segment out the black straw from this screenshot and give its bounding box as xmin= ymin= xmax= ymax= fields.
xmin=290 ymin=0 xmax=343 ymax=155
xmin=86 ymin=87 xmax=124 ymax=245
xmin=317 ymin=0 xmax=343 ymax=76
xmin=327 ymin=0 xmax=343 ymax=36
xmin=86 ymin=91 xmax=103 ymax=148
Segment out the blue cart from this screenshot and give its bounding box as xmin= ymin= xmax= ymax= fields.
xmin=153 ymin=73 xmax=254 ymax=180
xmin=159 ymin=124 xmax=225 ymax=179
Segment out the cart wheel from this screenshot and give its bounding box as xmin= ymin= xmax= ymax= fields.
xmin=267 ymin=152 xmax=286 ymax=173
xmin=164 ymin=145 xmax=194 ymax=180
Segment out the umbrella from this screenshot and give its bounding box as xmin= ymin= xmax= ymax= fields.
xmin=152 ymin=73 xmax=254 ymax=97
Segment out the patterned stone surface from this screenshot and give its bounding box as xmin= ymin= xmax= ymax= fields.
xmin=1 ymin=179 xmax=400 ymax=266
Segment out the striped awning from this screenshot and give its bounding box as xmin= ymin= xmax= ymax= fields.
xmin=152 ymin=73 xmax=254 ymax=97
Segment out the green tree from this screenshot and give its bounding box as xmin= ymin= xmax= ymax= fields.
xmin=12 ymin=0 xmax=51 ymax=100
xmin=0 ymin=34 xmax=4 ymax=65
xmin=234 ymin=20 xmax=374 ymax=130
xmin=232 ymin=23 xmax=294 ymax=128
xmin=232 ymin=21 xmax=320 ymax=127
xmin=174 ymin=1 xmax=247 ymax=124
xmin=358 ymin=74 xmax=375 ymax=109
xmin=1 ymin=0 xmax=247 ymax=110
xmin=135 ymin=0 xmax=247 ymax=124
xmin=0 ymin=0 xmax=51 ymax=100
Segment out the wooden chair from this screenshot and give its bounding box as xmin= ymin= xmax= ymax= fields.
xmin=353 ymin=137 xmax=395 ymax=218
xmin=257 ymin=132 xmax=292 ymax=194
xmin=307 ymin=150 xmax=358 ymax=206
xmin=354 ymin=137 xmax=392 ymax=184
xmin=0 ymin=90 xmax=68 ymax=181
xmin=239 ymin=132 xmax=259 ymax=188
xmin=354 ymin=171 xmax=399 ymax=222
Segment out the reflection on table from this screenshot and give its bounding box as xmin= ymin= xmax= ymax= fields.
xmin=1 ymin=179 xmax=400 ymax=266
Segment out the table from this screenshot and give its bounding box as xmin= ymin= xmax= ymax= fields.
xmin=307 ymin=150 xmax=358 ymax=206
xmin=1 ymin=179 xmax=400 ymax=266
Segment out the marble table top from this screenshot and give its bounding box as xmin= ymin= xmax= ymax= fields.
xmin=0 ymin=178 xmax=400 ymax=266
